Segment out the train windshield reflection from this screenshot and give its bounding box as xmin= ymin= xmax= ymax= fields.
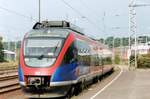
xmin=23 ymin=37 xmax=63 ymax=67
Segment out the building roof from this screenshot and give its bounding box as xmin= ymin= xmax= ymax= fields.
xmin=3 ymin=50 xmax=16 ymax=54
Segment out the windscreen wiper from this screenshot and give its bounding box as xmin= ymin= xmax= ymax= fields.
xmin=38 ymin=54 xmax=44 ymax=60
xmin=53 ymin=42 xmax=60 ymax=56
xmin=37 ymin=42 xmax=60 ymax=60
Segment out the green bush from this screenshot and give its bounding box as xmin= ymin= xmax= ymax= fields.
xmin=114 ymin=54 xmax=120 ymax=64
xmin=0 ymin=40 xmax=4 ymax=62
xmin=137 ymin=54 xmax=150 ymax=68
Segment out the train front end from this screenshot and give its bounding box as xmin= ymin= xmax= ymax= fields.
xmin=18 ymin=21 xmax=77 ymax=98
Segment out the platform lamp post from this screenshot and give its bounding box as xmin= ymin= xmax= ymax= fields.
xmin=129 ymin=0 xmax=150 ymax=70
xmin=111 ymin=13 xmax=123 ymax=66
xmin=112 ymin=36 xmax=115 ymax=66
xmin=112 ymin=26 xmax=122 ymax=66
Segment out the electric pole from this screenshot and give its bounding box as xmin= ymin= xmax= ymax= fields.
xmin=102 ymin=12 xmax=106 ymax=35
xmin=129 ymin=0 xmax=137 ymax=70
xmin=39 ymin=0 xmax=41 ymax=22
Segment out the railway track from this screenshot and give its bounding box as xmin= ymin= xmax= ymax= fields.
xmin=0 ymin=66 xmax=17 ymax=71
xmin=0 ymin=64 xmax=20 ymax=94
xmin=0 ymin=70 xmax=18 ymax=75
xmin=0 ymin=65 xmax=18 ymax=75
xmin=0 ymin=74 xmax=20 ymax=94
xmin=0 ymin=75 xmax=18 ymax=81
xmin=0 ymin=82 xmax=20 ymax=94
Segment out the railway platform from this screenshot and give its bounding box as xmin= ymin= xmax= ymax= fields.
xmin=73 ymin=65 xmax=150 ymax=99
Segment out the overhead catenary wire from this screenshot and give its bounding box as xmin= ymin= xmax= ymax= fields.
xmin=61 ymin=0 xmax=103 ymax=32
xmin=80 ymin=0 xmax=108 ymax=34
xmin=0 ymin=5 xmax=36 ymax=41
xmin=80 ymin=0 xmax=102 ymax=22
xmin=61 ymin=0 xmax=84 ymax=19
xmin=0 ymin=5 xmax=36 ymax=21
xmin=79 ymin=0 xmax=107 ymax=34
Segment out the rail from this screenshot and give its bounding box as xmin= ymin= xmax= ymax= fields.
xmin=0 ymin=75 xmax=18 ymax=81
xmin=0 ymin=82 xmax=20 ymax=94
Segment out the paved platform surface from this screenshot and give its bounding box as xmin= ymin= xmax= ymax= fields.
xmin=79 ymin=66 xmax=150 ymax=99
xmin=94 ymin=70 xmax=150 ymax=99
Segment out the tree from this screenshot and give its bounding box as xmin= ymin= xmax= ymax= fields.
xmin=114 ymin=54 xmax=120 ymax=64
xmin=98 ymin=38 xmax=104 ymax=44
xmin=0 ymin=37 xmax=4 ymax=62
xmin=114 ymin=38 xmax=121 ymax=47
xmin=122 ymin=37 xmax=129 ymax=46
xmin=105 ymin=37 xmax=121 ymax=48
xmin=105 ymin=36 xmax=113 ymax=48
xmin=148 ymin=36 xmax=150 ymax=42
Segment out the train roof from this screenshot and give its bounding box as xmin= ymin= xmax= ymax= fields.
xmin=32 ymin=21 xmax=84 ymax=35
xmin=26 ymin=21 xmax=85 ymax=38
xmin=26 ymin=28 xmax=70 ymax=38
xmin=26 ymin=20 xmax=102 ymax=45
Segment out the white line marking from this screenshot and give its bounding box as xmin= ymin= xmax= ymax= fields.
xmin=90 ymin=68 xmax=123 ymax=99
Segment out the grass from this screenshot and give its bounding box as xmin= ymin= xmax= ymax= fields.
xmin=0 ymin=61 xmax=18 ymax=70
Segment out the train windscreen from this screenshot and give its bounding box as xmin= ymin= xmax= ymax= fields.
xmin=24 ymin=37 xmax=63 ymax=67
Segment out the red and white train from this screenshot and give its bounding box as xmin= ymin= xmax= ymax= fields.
xmin=18 ymin=21 xmax=113 ymax=98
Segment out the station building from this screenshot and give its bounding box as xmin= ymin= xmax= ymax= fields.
xmin=127 ymin=42 xmax=150 ymax=59
xmin=3 ymin=50 xmax=16 ymax=61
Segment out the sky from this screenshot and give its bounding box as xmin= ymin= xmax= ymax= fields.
xmin=0 ymin=0 xmax=150 ymax=41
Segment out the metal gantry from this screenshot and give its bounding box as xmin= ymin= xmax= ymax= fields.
xmin=129 ymin=0 xmax=150 ymax=70
xmin=129 ymin=0 xmax=137 ymax=70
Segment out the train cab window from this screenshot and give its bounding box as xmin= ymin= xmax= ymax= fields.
xmin=64 ymin=42 xmax=77 ymax=64
xmin=24 ymin=37 xmax=64 ymax=67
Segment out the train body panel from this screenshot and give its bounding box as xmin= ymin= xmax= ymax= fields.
xmin=18 ymin=21 xmax=113 ymax=98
